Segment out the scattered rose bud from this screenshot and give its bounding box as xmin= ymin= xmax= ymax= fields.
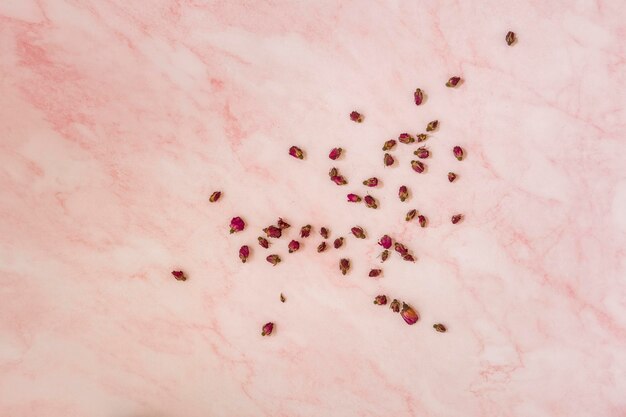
xmin=418 ymin=215 xmax=427 ymax=228
xmin=266 ymin=254 xmax=281 ymax=266
xmin=263 ymin=225 xmax=282 ymax=239
xmin=414 ymin=88 xmax=424 ymax=106
xmin=334 ymin=237 xmax=344 ymax=249
xmin=382 ymin=139 xmax=396 ymax=151
xmin=364 ymin=195 xmax=378 ymax=209
xmin=448 ymin=172 xmax=457 ymax=182
xmin=398 ymin=185 xmax=409 ymax=202
xmin=171 ymin=270 xmax=186 ymax=281
xmin=451 ymin=214 xmax=463 ymax=224
xmin=403 ymin=254 xmax=416 ymax=262
xmin=351 ymin=226 xmax=366 ymax=239
xmin=390 ymin=299 xmax=401 ymax=313
xmin=411 ymin=160 xmax=425 ymax=173
xmin=350 ymin=111 xmax=363 ymax=123
xmin=230 ymin=217 xmax=245 ymax=234
xmin=280 ymin=293 xmax=286 ymax=303
xmin=331 ymin=175 xmax=348 ymax=185
xmin=394 ymin=242 xmax=408 ymax=255
xmin=378 ymin=235 xmax=392 ymax=249
xmin=426 ymin=120 xmax=439 ymax=132
xmin=380 ymin=250 xmax=390 ymax=262
xmin=239 ymin=245 xmax=250 ymax=263
xmin=329 ymin=147 xmax=343 ymax=160
xmin=209 ymin=191 xmax=221 ymax=202
xmin=453 ymin=146 xmax=464 ymax=161
xmin=289 ymin=146 xmax=304 ymax=159
xmin=288 ymin=240 xmax=300 ymax=253
xmin=400 ymin=303 xmax=419 ymax=325
xmin=261 ymin=322 xmax=274 ymax=336
xmin=398 ymin=133 xmax=415 ymax=144
xmin=320 ymin=227 xmax=330 ymax=239
xmin=406 ymin=209 xmax=417 ymax=222
xmin=506 ymin=31 xmax=516 ymax=46
xmin=277 ymin=218 xmax=291 ymax=229
xmin=258 ymin=236 xmax=270 ymax=248
xmin=317 ymin=241 xmax=327 ymax=252
xmin=329 ymin=167 xmax=338 ymax=177
xmin=347 ymin=193 xmax=362 ymax=203
xmin=433 ymin=323 xmax=447 ymax=333
xmin=414 ymin=147 xmax=429 ymax=159
xmin=362 ymin=177 xmax=379 ymax=187
xmin=300 ymin=224 xmax=312 ymax=238
xmin=384 ymin=153 xmax=394 ymax=167
xmin=369 ymin=269 xmax=382 ymax=278
xmin=374 ymin=295 xmax=388 ymax=305
xmin=446 ymin=76 xmax=461 ymax=87
xmin=339 ymin=258 xmax=350 ymax=275
xmin=416 ymin=133 xmax=428 ymax=142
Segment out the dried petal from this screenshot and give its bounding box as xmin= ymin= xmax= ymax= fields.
xmin=209 ymin=191 xmax=221 ymax=202
xmin=398 ymin=133 xmax=415 ymax=144
xmin=380 ymin=250 xmax=390 ymax=263
xmin=398 ymin=185 xmax=409 ymax=202
xmin=451 ymin=214 xmax=463 ymax=224
xmin=390 ymin=299 xmax=401 ymax=313
xmin=364 ymin=195 xmax=378 ymax=209
xmin=406 ymin=209 xmax=417 ymax=222
xmin=317 ymin=241 xmax=327 ymax=253
xmin=369 ymin=269 xmax=382 ymax=278
xmin=280 ymin=293 xmax=286 ymax=302
xmin=418 ymin=215 xmax=427 ymax=228
xmin=378 ymin=235 xmax=392 ymax=249
xmin=394 ymin=242 xmax=408 ymax=255
xmin=277 ymin=218 xmax=291 ymax=229
xmin=333 ymin=237 xmax=344 ymax=249
xmin=433 ymin=323 xmax=447 ymax=333
xmin=446 ymin=76 xmax=461 ymax=87
xmin=506 ymin=31 xmax=516 ymax=46
xmin=239 ymin=245 xmax=250 ymax=263
xmin=448 ymin=172 xmax=457 ymax=182
xmin=426 ymin=120 xmax=439 ymax=132
xmin=350 ymin=111 xmax=363 ymax=123
xmin=329 ymin=147 xmax=343 ymax=160
xmin=263 ymin=225 xmax=282 ymax=239
xmin=320 ymin=227 xmax=330 ymax=239
xmin=300 ymin=224 xmax=312 ymax=238
xmin=414 ymin=147 xmax=429 ymax=159
xmin=329 ymin=167 xmax=338 ymax=177
xmin=416 ymin=133 xmax=428 ymax=142
xmin=258 ymin=236 xmax=270 ymax=248
xmin=403 ymin=254 xmax=416 ymax=262
xmin=347 ymin=193 xmax=362 ymax=203
xmin=171 ymin=270 xmax=186 ymax=281
xmin=331 ymin=175 xmax=348 ymax=185
xmin=453 ymin=146 xmax=464 ymax=161
xmin=382 ymin=139 xmax=397 ymax=151
xmin=384 ymin=153 xmax=394 ymax=167
xmin=229 ymin=216 xmax=246 ymax=234
xmin=374 ymin=295 xmax=388 ymax=305
xmin=266 ymin=254 xmax=281 ymax=266
xmin=261 ymin=322 xmax=274 ymax=336
xmin=288 ymin=240 xmax=300 ymax=253
xmin=414 ymin=88 xmax=424 ymax=106
xmin=289 ymin=146 xmax=304 ymax=159
xmin=339 ymin=258 xmax=350 ymax=275
xmin=400 ymin=302 xmax=419 ymax=325
xmin=351 ymin=226 xmax=366 ymax=239
xmin=411 ymin=160 xmax=425 ymax=173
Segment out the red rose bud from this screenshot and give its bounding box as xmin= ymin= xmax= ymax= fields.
xmin=329 ymin=147 xmax=343 ymax=160
xmin=263 ymin=225 xmax=282 ymax=238
xmin=451 ymin=214 xmax=463 ymax=224
xmin=339 ymin=258 xmax=350 ymax=275
xmin=364 ymin=195 xmax=378 ymax=209
xmin=229 ymin=216 xmax=246 ymax=234
xmin=209 ymin=191 xmax=221 ymax=202
xmin=351 ymin=226 xmax=366 ymax=239
xmin=398 ymin=185 xmax=409 ymax=202
xmin=446 ymin=76 xmax=461 ymax=87
xmin=288 ymin=240 xmax=300 ymax=253
xmin=369 ymin=269 xmax=382 ymax=278
xmin=331 ymin=175 xmax=348 ymax=185
xmin=384 ymin=153 xmax=394 ymax=167
xmin=289 ymin=146 xmax=304 ymax=159
xmin=362 ymin=177 xmax=379 ymax=187
xmin=390 ymin=299 xmax=401 ymax=313
xmin=453 ymin=146 xmax=464 ymax=161
xmin=334 ymin=237 xmax=344 ymax=249
xmin=448 ymin=172 xmax=457 ymax=182
xmin=266 ymin=254 xmax=281 ymax=266
xmin=378 ymin=235 xmax=392 ymax=249
xmin=414 ymin=147 xmax=429 ymax=159
xmin=350 ymin=111 xmax=363 ymax=123
xmin=418 ymin=215 xmax=427 ymax=228
xmin=317 ymin=241 xmax=327 ymax=252
xmin=406 ymin=209 xmax=417 ymax=222
xmin=403 ymin=254 xmax=416 ymax=262
xmin=382 ymin=139 xmax=397 ymax=151
xmin=401 ymin=303 xmax=419 ymax=325
xmin=239 ymin=245 xmax=250 ymax=263
xmin=414 ymin=88 xmax=424 ymax=106
xmin=426 ymin=120 xmax=439 ymax=132
xmin=329 ymin=167 xmax=338 ymax=177
xmin=416 ymin=133 xmax=428 ymax=142
xmin=261 ymin=322 xmax=274 ymax=336
xmin=380 ymin=250 xmax=390 ymax=262
xmin=394 ymin=242 xmax=408 ymax=255
xmin=277 ymin=218 xmax=291 ymax=229
xmin=398 ymin=133 xmax=415 ymax=144
xmin=347 ymin=193 xmax=362 ymax=203
xmin=506 ymin=31 xmax=516 ymax=46
xmin=300 ymin=224 xmax=312 ymax=238
xmin=433 ymin=323 xmax=447 ymax=332
xmin=411 ymin=160 xmax=425 ymax=173
xmin=320 ymin=227 xmax=330 ymax=239
xmin=258 ymin=236 xmax=270 ymax=248
xmin=171 ymin=270 xmax=186 ymax=281
xmin=374 ymin=295 xmax=388 ymax=305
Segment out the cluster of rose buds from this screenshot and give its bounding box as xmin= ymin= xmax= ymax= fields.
xmin=171 ymin=270 xmax=186 ymax=281
xmin=375 ymin=296 xmax=418 ymax=325
xmin=329 ymin=147 xmax=343 ymax=160
xmin=209 ymin=191 xmax=221 ymax=202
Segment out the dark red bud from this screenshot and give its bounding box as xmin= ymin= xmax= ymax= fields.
xmin=263 ymin=225 xmax=282 ymax=238
xmin=382 ymin=139 xmax=397 ymax=151
xmin=364 ymin=195 xmax=378 ymax=209
xmin=418 ymin=215 xmax=427 ymax=228
xmin=266 ymin=254 xmax=281 ymax=266
xmin=414 ymin=147 xmax=429 ymax=159
xmin=209 ymin=191 xmax=221 ymax=202
xmin=378 ymin=235 xmax=392 ymax=249
xmin=277 ymin=218 xmax=291 ymax=229
xmin=289 ymin=146 xmax=304 ymax=159
xmin=262 ymin=322 xmax=274 ymax=336
xmin=339 ymin=258 xmax=350 ymax=275
xmin=394 ymin=242 xmax=408 ymax=255
xmin=446 ymin=76 xmax=461 ymax=87
xmin=300 ymin=224 xmax=312 ymax=238
xmin=398 ymin=133 xmax=415 ymax=144
xmin=400 ymin=303 xmax=419 ymax=325
xmin=258 ymin=236 xmax=270 ymax=248
xmin=414 ymin=88 xmax=424 ymax=106
xmin=320 ymin=227 xmax=330 ymax=239
xmin=426 ymin=120 xmax=439 ymax=132
xmin=229 ymin=216 xmax=246 ymax=234
xmin=347 ymin=193 xmax=362 ymax=203
xmin=403 ymin=254 xmax=416 ymax=262
xmin=453 ymin=146 xmax=464 ymax=161
xmin=362 ymin=177 xmax=379 ymax=187
xmin=171 ymin=270 xmax=186 ymax=281
xmin=390 ymin=299 xmax=401 ymax=313
xmin=451 ymin=214 xmax=463 ymax=224
xmin=351 ymin=226 xmax=366 ymax=239
xmin=406 ymin=209 xmax=417 ymax=222
xmin=239 ymin=245 xmax=250 ymax=263
xmin=384 ymin=153 xmax=394 ymax=167
xmin=350 ymin=111 xmax=363 ymax=123
xmin=411 ymin=160 xmax=425 ymax=173
xmin=288 ymin=240 xmax=300 ymax=253
xmin=374 ymin=295 xmax=388 ymax=305
xmin=369 ymin=269 xmax=382 ymax=278
xmin=398 ymin=185 xmax=409 ymax=202
xmin=333 ymin=237 xmax=344 ymax=249
xmin=506 ymin=31 xmax=516 ymax=46
xmin=331 ymin=175 xmax=348 ymax=185
xmin=317 ymin=241 xmax=327 ymax=253
xmin=448 ymin=172 xmax=457 ymax=182
xmin=329 ymin=147 xmax=343 ymax=160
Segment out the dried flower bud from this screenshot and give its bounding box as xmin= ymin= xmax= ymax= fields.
xmin=280 ymin=293 xmax=286 ymax=303
xmin=347 ymin=193 xmax=362 ymax=203
xmin=426 ymin=120 xmax=439 ymax=132
xmin=451 ymin=214 xmax=463 ymax=224
xmin=378 ymin=235 xmax=392 ymax=249
xmin=317 ymin=241 xmax=327 ymax=252
xmin=382 ymin=139 xmax=396 ymax=151
xmin=414 ymin=147 xmax=429 ymax=159
xmin=374 ymin=295 xmax=388 ymax=305
xmin=448 ymin=172 xmax=457 ymax=182
xmin=229 ymin=216 xmax=246 ymax=234
xmin=329 ymin=147 xmax=343 ymax=160
xmin=261 ymin=322 xmax=274 ymax=336
xmin=266 ymin=254 xmax=281 ymax=266
xmin=263 ymin=225 xmax=282 ymax=239
xmin=171 ymin=270 xmax=186 ymax=281
xmin=364 ymin=195 xmax=378 ymax=209
xmin=398 ymin=133 xmax=415 ymax=144
xmin=339 ymin=258 xmax=350 ymax=275
xmin=506 ymin=31 xmax=516 ymax=46
xmin=331 ymin=175 xmax=348 ymax=185
xmin=258 ymin=236 xmax=270 ymax=248
xmin=390 ymin=299 xmax=401 ymax=312
xmin=380 ymin=250 xmax=390 ymax=262
xmin=416 ymin=133 xmax=428 ymax=142
xmin=209 ymin=191 xmax=221 ymax=202
xmin=369 ymin=269 xmax=382 ymax=278
xmin=320 ymin=227 xmax=330 ymax=239
xmin=288 ymin=240 xmax=300 ymax=253
xmin=400 ymin=303 xmax=419 ymax=325
xmin=277 ymin=218 xmax=291 ymax=229
xmin=411 ymin=160 xmax=425 ymax=173
xmin=300 ymin=224 xmax=312 ymax=238
xmin=398 ymin=185 xmax=409 ymax=202
xmin=329 ymin=167 xmax=338 ymax=177
xmin=239 ymin=245 xmax=250 ymax=263
xmin=453 ymin=146 xmax=464 ymax=161
xmin=384 ymin=153 xmax=395 ymax=167
xmin=350 ymin=111 xmax=363 ymax=123
xmin=418 ymin=215 xmax=427 ymax=228
xmin=406 ymin=209 xmax=417 ymax=222
xmin=414 ymin=88 xmax=424 ymax=106
xmin=289 ymin=146 xmax=304 ymax=159
xmin=394 ymin=242 xmax=408 ymax=255
xmin=362 ymin=177 xmax=379 ymax=187
xmin=333 ymin=237 xmax=344 ymax=249
xmin=433 ymin=323 xmax=447 ymax=332
xmin=403 ymin=254 xmax=416 ymax=262
xmin=446 ymin=76 xmax=461 ymax=87
xmin=351 ymin=226 xmax=366 ymax=239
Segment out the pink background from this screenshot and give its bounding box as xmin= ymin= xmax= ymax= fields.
xmin=1 ymin=1 xmax=625 ymax=416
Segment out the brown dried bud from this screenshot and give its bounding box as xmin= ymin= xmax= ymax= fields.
xmin=506 ymin=31 xmax=516 ymax=46
xmin=362 ymin=177 xmax=379 ymax=187
xmin=448 ymin=172 xmax=457 ymax=182
xmin=369 ymin=269 xmax=382 ymax=278
xmin=209 ymin=191 xmax=221 ymax=202
xmin=390 ymin=299 xmax=401 ymax=312
xmin=333 ymin=237 xmax=344 ymax=249
xmin=266 ymin=254 xmax=281 ymax=266
xmin=262 ymin=322 xmax=274 ymax=336
xmin=398 ymin=185 xmax=409 ymax=202
xmin=382 ymin=140 xmax=396 ymax=151
xmin=411 ymin=160 xmax=425 ymax=173
xmin=329 ymin=167 xmax=338 ymax=177
xmin=329 ymin=147 xmax=343 ymax=160
xmin=171 ymin=270 xmax=186 ymax=281
xmin=426 ymin=120 xmax=439 ymax=132
xmin=351 ymin=226 xmax=366 ymax=239
xmin=364 ymin=195 xmax=378 ymax=209
xmin=263 ymin=225 xmax=282 ymax=239
xmin=414 ymin=88 xmax=424 ymax=106
xmin=317 ymin=241 xmax=327 ymax=253
xmin=406 ymin=209 xmax=417 ymax=222
xmin=398 ymin=133 xmax=415 ymax=144
xmin=277 ymin=218 xmax=291 ymax=229
xmin=451 ymin=214 xmax=463 ymax=224
xmin=400 ymin=303 xmax=419 ymax=325
xmin=339 ymin=258 xmax=350 ymax=275
xmin=433 ymin=323 xmax=447 ymax=333
xmin=418 ymin=215 xmax=427 ymax=228
xmin=258 ymin=236 xmax=270 ymax=248
xmin=288 ymin=240 xmax=300 ymax=253
xmin=384 ymin=153 xmax=395 ymax=167
xmin=446 ymin=76 xmax=461 ymax=87
xmin=289 ymin=146 xmax=304 ymax=159
xmin=320 ymin=227 xmax=330 ymax=239
xmin=403 ymin=254 xmax=416 ymax=262
xmin=374 ymin=295 xmax=388 ymax=305
xmin=380 ymin=250 xmax=390 ymax=263
xmin=300 ymin=224 xmax=312 ymax=238
xmin=280 ymin=293 xmax=286 ymax=303
xmin=239 ymin=245 xmax=250 ymax=263
xmin=414 ymin=147 xmax=429 ymax=159
xmin=350 ymin=111 xmax=363 ymax=122
xmin=416 ymin=133 xmax=428 ymax=142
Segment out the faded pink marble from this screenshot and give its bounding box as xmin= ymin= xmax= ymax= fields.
xmin=1 ymin=1 xmax=625 ymax=417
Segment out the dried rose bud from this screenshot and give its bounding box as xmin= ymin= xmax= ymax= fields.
xmin=317 ymin=241 xmax=327 ymax=253
xmin=506 ymin=31 xmax=516 ymax=46
xmin=333 ymin=237 xmax=344 ymax=249
xmin=300 ymin=224 xmax=312 ymax=238
xmin=411 ymin=160 xmax=425 ymax=173
xmin=277 ymin=218 xmax=291 ymax=229
xmin=351 ymin=226 xmax=366 ymax=239
xmin=261 ymin=322 xmax=274 ymax=336
xmin=380 ymin=250 xmax=390 ymax=263
xmin=329 ymin=167 xmax=338 ymax=177
xmin=329 ymin=147 xmax=343 ymax=160
xmin=448 ymin=172 xmax=457 ymax=182
xmin=263 ymin=225 xmax=282 ymax=239
xmin=229 ymin=216 xmax=246 ymax=234
xmin=369 ymin=269 xmax=382 ymax=278
xmin=446 ymin=76 xmax=461 ymax=87
xmin=347 ymin=193 xmax=362 ymax=203
xmin=288 ymin=240 xmax=300 ymax=253
xmin=266 ymin=254 xmax=281 ymax=266
xmin=433 ymin=323 xmax=447 ymax=333
xmin=239 ymin=245 xmax=250 ymax=263
xmin=209 ymin=191 xmax=221 ymax=202
xmin=362 ymin=177 xmax=379 ymax=187
xmin=414 ymin=147 xmax=429 ymax=159
xmin=406 ymin=209 xmax=417 ymax=222
xmin=339 ymin=258 xmax=350 ymax=275
xmin=384 ymin=153 xmax=394 ymax=167
xmin=394 ymin=242 xmax=408 ymax=255
xmin=401 ymin=302 xmax=419 ymax=325
xmin=289 ymin=146 xmax=304 ymax=159
xmin=398 ymin=185 xmax=409 ymax=202
xmin=258 ymin=236 xmax=270 ymax=248
xmin=398 ymin=133 xmax=415 ymax=144
xmin=320 ymin=227 xmax=329 ymax=239
xmin=451 ymin=214 xmax=463 ymax=224
xmin=390 ymin=299 xmax=401 ymax=313
xmin=414 ymin=88 xmax=424 ymax=106
xmin=378 ymin=235 xmax=392 ymax=249
xmin=426 ymin=120 xmax=439 ymax=132
xmin=364 ymin=195 xmax=378 ymax=209
xmin=171 ymin=270 xmax=186 ymax=281
xmin=453 ymin=146 xmax=464 ymax=161
xmin=403 ymin=254 xmax=416 ymax=262
xmin=280 ymin=293 xmax=286 ymax=303
xmin=416 ymin=133 xmax=428 ymax=142
xmin=382 ymin=139 xmax=396 ymax=151
xmin=418 ymin=215 xmax=427 ymax=228
xmin=331 ymin=175 xmax=348 ymax=185
xmin=350 ymin=111 xmax=363 ymax=123
xmin=374 ymin=295 xmax=388 ymax=305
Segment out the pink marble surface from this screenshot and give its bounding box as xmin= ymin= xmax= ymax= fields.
xmin=1 ymin=1 xmax=626 ymax=416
